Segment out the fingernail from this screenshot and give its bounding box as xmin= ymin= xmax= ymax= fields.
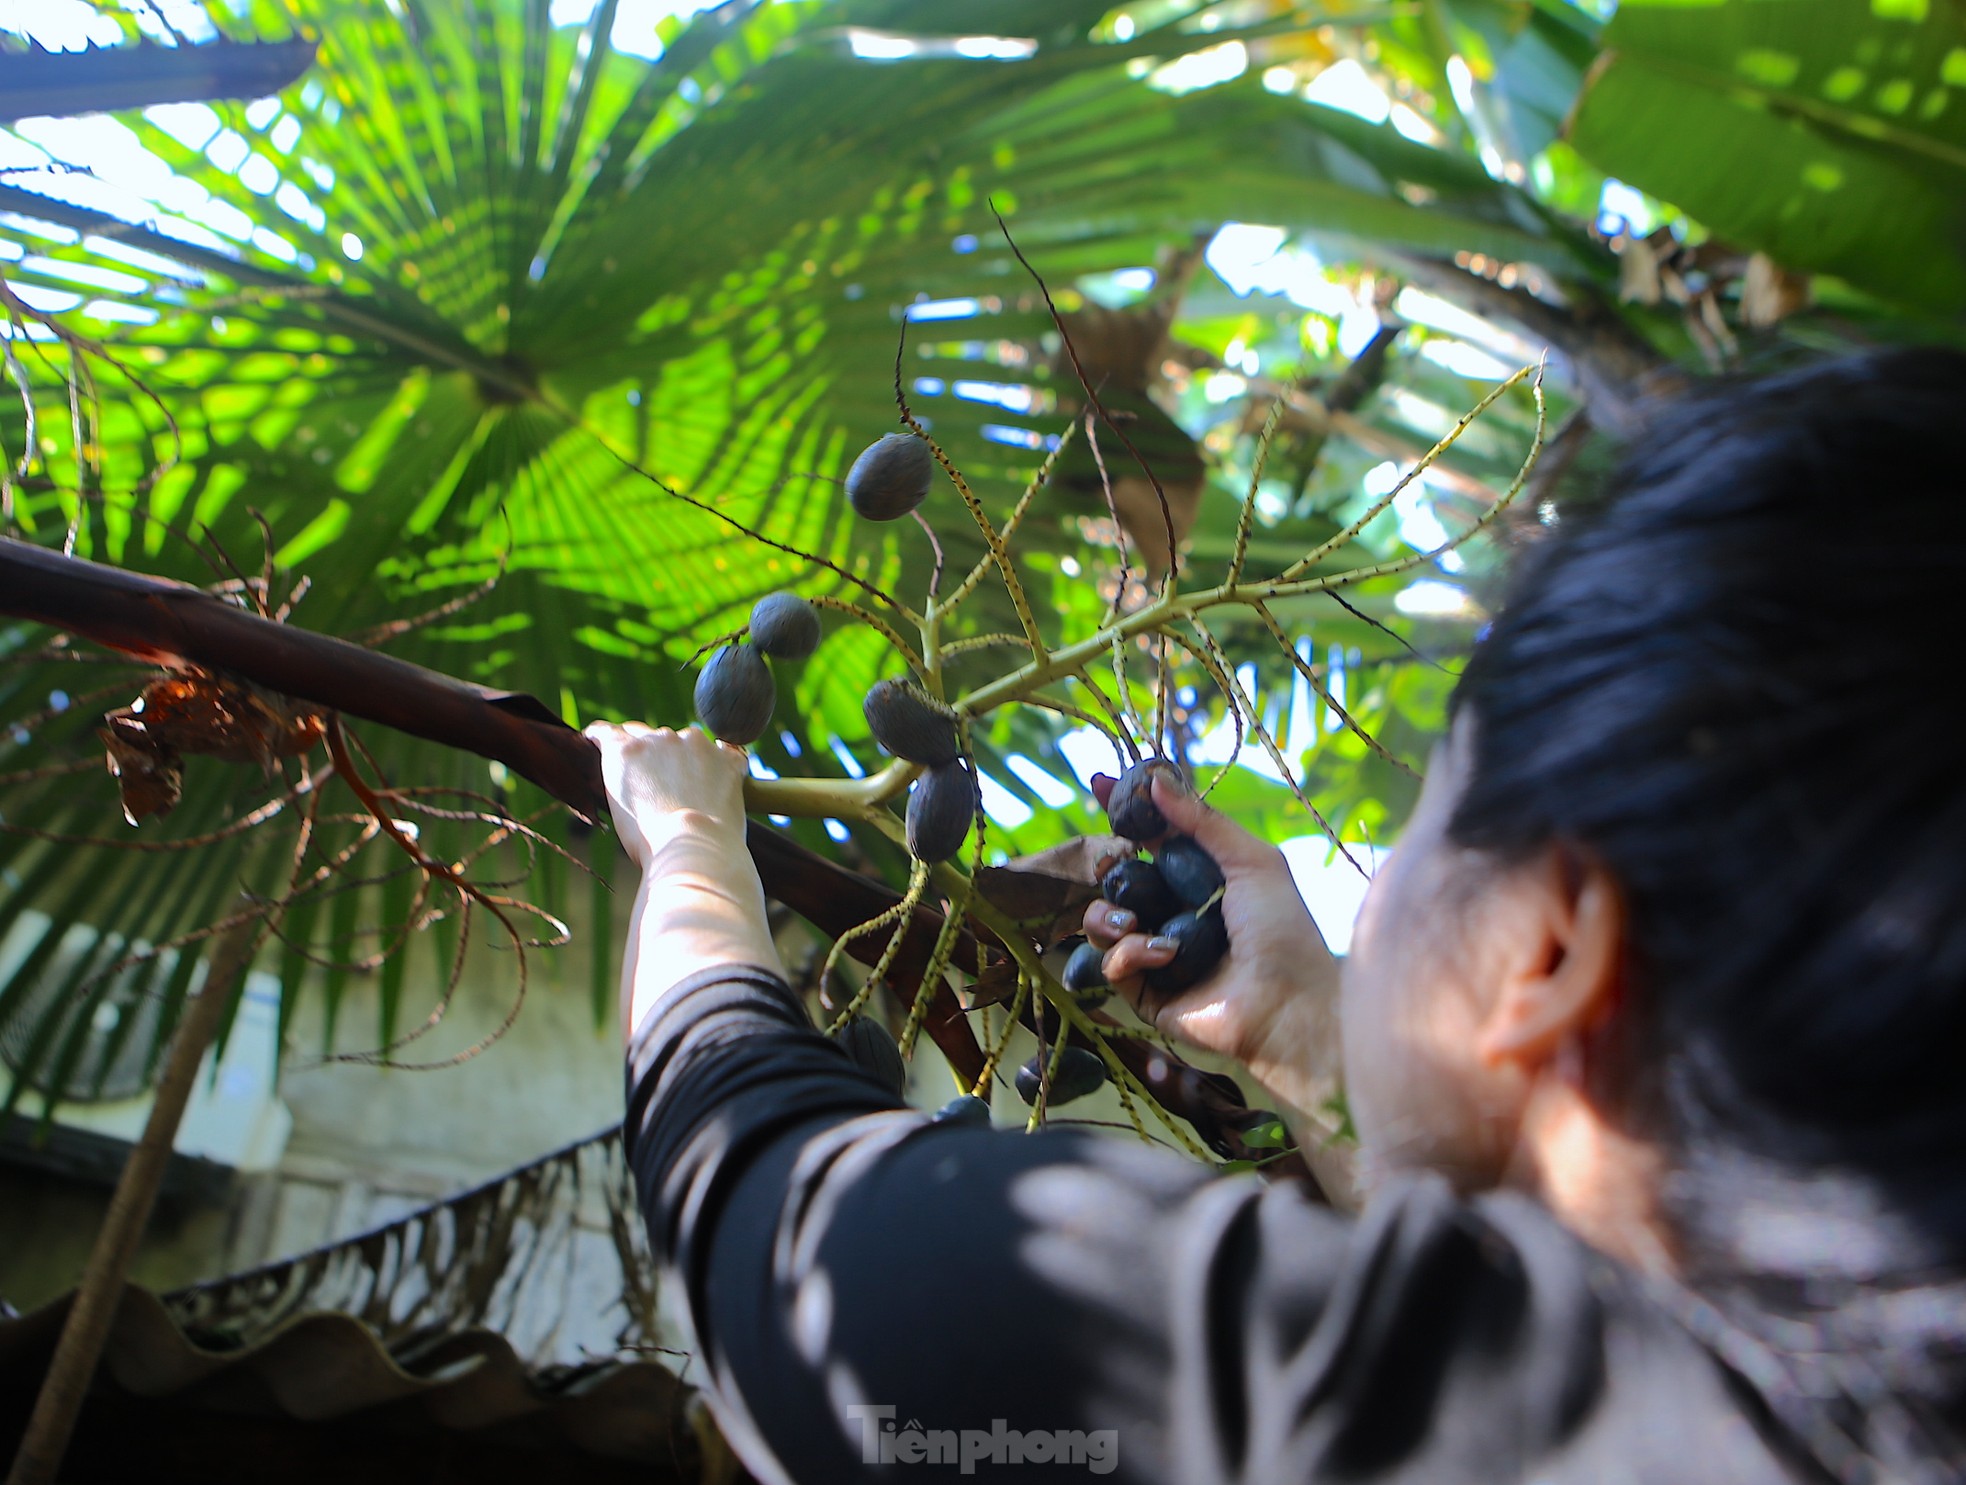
xmin=1145 ymin=935 xmax=1178 ymax=955
xmin=1105 ymin=908 xmax=1136 ymax=934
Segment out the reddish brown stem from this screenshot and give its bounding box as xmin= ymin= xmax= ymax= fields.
xmin=0 ymin=536 xmax=987 ymax=1082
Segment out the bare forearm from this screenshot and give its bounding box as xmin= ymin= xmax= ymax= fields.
xmin=580 ymin=725 xmax=785 ymax=1045
xmin=618 ymin=828 xmax=786 ymax=1042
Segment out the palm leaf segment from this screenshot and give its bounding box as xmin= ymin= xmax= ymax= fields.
xmin=0 ymin=0 xmax=1572 ymax=1100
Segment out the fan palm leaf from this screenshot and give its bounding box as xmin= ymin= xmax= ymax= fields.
xmin=0 ymin=0 xmax=1573 ymax=1101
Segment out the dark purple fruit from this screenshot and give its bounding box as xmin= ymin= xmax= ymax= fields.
xmin=846 ymin=432 xmax=935 ymax=520
xmin=1143 ymin=907 xmax=1230 ymax=998
xmin=906 ymin=758 xmax=978 ymax=862
xmin=1100 ymin=858 xmax=1178 ymax=926
xmin=1015 ymin=1046 xmax=1107 ymax=1107
xmin=693 ymin=643 xmax=774 ymax=744
xmin=1062 ymin=940 xmax=1108 ymax=995
xmin=932 ymin=1094 xmax=992 ymax=1127
xmin=1105 ymin=757 xmax=1183 ymax=841
xmin=748 ymin=592 xmax=820 ymax=660
xmin=864 ymin=678 xmax=960 ymax=766
xmin=1156 ymin=834 xmax=1225 ymax=909
xmin=837 ymin=1016 xmax=907 ymax=1099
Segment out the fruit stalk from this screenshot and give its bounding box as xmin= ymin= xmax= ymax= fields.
xmin=901 ymin=411 xmax=1047 ymax=663
xmin=938 ymin=420 xmax=1077 ymax=611
xmin=948 ymin=879 xmax=1212 ymax=1162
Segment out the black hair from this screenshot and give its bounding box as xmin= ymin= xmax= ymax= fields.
xmin=1448 ymin=348 xmax=1966 ymax=1480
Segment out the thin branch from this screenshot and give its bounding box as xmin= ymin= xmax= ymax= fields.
xmin=584 ymin=428 xmax=920 ymax=627
xmin=891 ymin=316 xmax=1047 ymax=662
xmin=320 ymin=716 xmax=563 ymax=1067
xmin=1251 ymin=601 xmax=1418 ymax=779
xmin=897 ymin=837 xmax=978 ymax=1057
xmin=826 ymin=862 xmax=933 ymax=1030
xmin=1226 ymin=387 xmax=1290 ymax=589
xmin=970 ymin=972 xmax=1029 ymax=1097
xmin=1083 ymin=410 xmax=1134 ymax=620
xmin=806 ymin=594 xmax=930 ymax=682
xmin=1018 ymin=686 xmax=1129 ymax=761
xmin=352 ymin=514 xmax=513 ymax=647
xmin=992 ymin=203 xmax=1180 ymax=587
xmin=1108 ymin=633 xmax=1148 ymax=748
xmin=912 ymin=508 xmax=946 ymax=603
xmin=1323 ymin=587 xmax=1449 ymax=671
xmin=937 ymin=631 xmax=1034 ymax=659
xmin=1188 ymin=615 xmax=1368 ymax=880
xmin=1275 ymin=364 xmax=1535 ymax=583
xmin=940 ymin=419 xmax=1077 ymax=612
xmin=1161 ymin=628 xmax=1246 ymax=800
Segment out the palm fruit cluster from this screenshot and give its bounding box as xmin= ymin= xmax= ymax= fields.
xmin=693 ymin=591 xmax=821 ymax=744
xmin=815 ymin=430 xmax=979 ymax=864
xmin=863 ymin=676 xmax=977 ymax=865
xmin=697 ymin=428 xmax=934 ymax=743
xmin=1073 ymin=757 xmax=1231 ymax=1000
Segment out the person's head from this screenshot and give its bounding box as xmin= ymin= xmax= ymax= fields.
xmin=1340 ymin=348 xmax=1966 ymax=1291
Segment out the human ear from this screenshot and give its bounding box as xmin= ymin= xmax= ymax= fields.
xmin=1473 ymin=850 xmax=1625 ymax=1071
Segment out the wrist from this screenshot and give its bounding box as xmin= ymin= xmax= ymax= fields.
xmin=1236 ymin=970 xmax=1339 ymax=1119
xmin=1243 ymin=1058 xmax=1324 ymax=1127
xmin=621 ymin=826 xmax=783 ymax=1037
xmin=639 ymin=808 xmax=747 ymax=865
xmin=1242 ymin=1043 xmax=1320 ymax=1120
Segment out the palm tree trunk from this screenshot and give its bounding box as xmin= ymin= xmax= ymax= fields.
xmin=5 ymin=913 xmax=269 ymax=1485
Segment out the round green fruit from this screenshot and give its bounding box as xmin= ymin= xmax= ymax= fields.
xmin=846 ymin=432 xmax=935 ymax=520
xmin=748 ymin=592 xmax=821 ymax=660
xmin=693 ymin=643 xmax=775 ymax=744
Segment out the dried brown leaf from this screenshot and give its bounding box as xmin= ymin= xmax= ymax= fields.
xmin=965 ymin=959 xmax=1023 ymax=1009
xmin=1008 ymin=833 xmax=1134 ymax=884
xmin=973 ymin=833 xmax=1133 ymax=940
xmin=100 ymin=716 xmax=182 ymax=824
xmin=1740 ymin=253 xmax=1811 ymax=328
xmin=115 ymin=670 xmax=324 ymax=775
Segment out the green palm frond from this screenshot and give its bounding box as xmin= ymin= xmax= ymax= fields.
xmin=0 ymin=0 xmax=1579 ymax=1102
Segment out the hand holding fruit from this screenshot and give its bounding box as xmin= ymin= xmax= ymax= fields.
xmin=1083 ymin=767 xmax=1339 ymax=1117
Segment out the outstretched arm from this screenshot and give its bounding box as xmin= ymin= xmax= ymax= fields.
xmin=585 ymin=721 xmax=785 ymax=1040
xmin=590 ymin=725 xmax=1611 ymax=1485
